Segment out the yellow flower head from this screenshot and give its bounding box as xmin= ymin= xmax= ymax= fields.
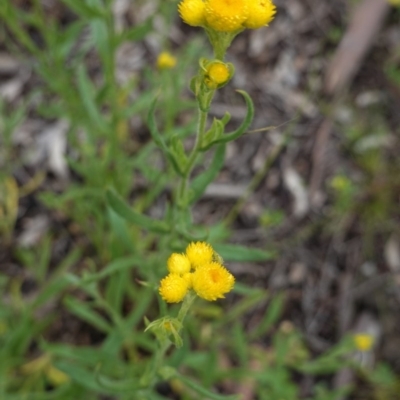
xmin=205 ymin=0 xmax=248 ymax=32
xmin=182 ymin=272 xmax=193 ymax=289
xmin=354 ymin=333 xmax=374 ymax=352
xmin=167 ymin=253 xmax=191 ymax=275
xmin=178 ymin=0 xmax=206 ymax=27
xmin=159 ymin=274 xmax=189 ymax=303
xmin=157 ymin=51 xmax=177 ymax=69
xmin=192 ymin=262 xmax=235 ymax=301
xmin=205 ymin=61 xmax=231 ymax=89
xmin=185 ymin=241 xmax=214 ymax=269
xmin=244 ymin=0 xmax=276 ymax=29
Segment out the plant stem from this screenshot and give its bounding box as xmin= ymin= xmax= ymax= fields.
xmin=177 ymin=91 xmax=214 ymax=207
xmin=177 ymin=291 xmax=197 ymax=323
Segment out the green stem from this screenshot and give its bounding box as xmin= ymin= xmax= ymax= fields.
xmin=177 ymin=91 xmax=214 ymax=207
xmin=142 ymin=292 xmax=196 ymax=388
xmin=177 ymin=291 xmax=197 ymax=323
xmin=140 ymin=340 xmax=170 ymax=388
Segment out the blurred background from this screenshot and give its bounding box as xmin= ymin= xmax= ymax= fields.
xmin=1 ymin=0 xmax=400 ymax=399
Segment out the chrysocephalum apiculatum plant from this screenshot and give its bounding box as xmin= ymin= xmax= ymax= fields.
xmin=136 ymin=0 xmax=277 ymax=392
xmin=102 ymin=0 xmax=277 ymax=394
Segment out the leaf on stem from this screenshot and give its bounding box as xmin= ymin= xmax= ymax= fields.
xmin=116 ymin=18 xmax=153 ymax=44
xmin=106 ymin=188 xmax=169 ymax=233
xmin=147 ymin=97 xmax=186 ymax=176
xmin=176 ymin=372 xmax=240 ymax=400
xmin=200 ymin=90 xmax=254 ymax=151
xmin=95 ymin=367 xmax=141 ymax=393
xmin=213 ymin=243 xmax=277 ymax=262
xmin=60 ymin=0 xmax=105 ymax=19
xmin=76 ymin=65 xmax=109 ymax=135
xmin=189 ymin=144 xmax=226 ymax=204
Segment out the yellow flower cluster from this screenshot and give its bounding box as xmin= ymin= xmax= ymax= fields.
xmin=159 ymin=242 xmax=235 ymax=303
xmin=178 ymin=0 xmax=276 ymax=32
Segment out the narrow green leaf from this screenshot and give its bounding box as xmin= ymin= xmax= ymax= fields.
xmin=61 ymin=0 xmax=105 ymax=19
xmin=108 ymin=206 xmax=134 ymax=253
xmin=106 ymin=189 xmax=169 ymax=233
xmin=90 ymin=18 xmax=110 ymax=65
xmin=31 ymin=276 xmax=70 ymax=310
xmin=44 ymin=342 xmax=116 ymax=365
xmin=95 ymin=369 xmax=141 ymax=392
xmin=176 ymin=373 xmax=240 ymax=400
xmin=76 ymin=65 xmax=108 ymax=134
xmin=54 ymin=360 xmax=113 ymax=393
xmin=250 ymin=292 xmax=285 ymax=339
xmin=222 ymin=291 xmax=268 ymax=323
xmin=117 ymin=19 xmax=152 ymax=44
xmin=189 ymin=144 xmax=226 ymax=204
xmin=213 ymin=243 xmax=276 ymax=262
xmin=147 ymin=97 xmax=185 ymax=175
xmin=64 ymin=296 xmax=112 ymax=333
xmin=200 ymin=90 xmax=254 ymax=150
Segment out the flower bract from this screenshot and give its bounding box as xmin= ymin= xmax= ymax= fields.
xmin=192 ymin=262 xmax=235 ymax=301
xmin=185 ymin=241 xmax=214 ymax=269
xmin=159 ymin=274 xmax=189 ymax=303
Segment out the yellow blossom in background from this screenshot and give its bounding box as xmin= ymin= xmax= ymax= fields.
xmin=167 ymin=253 xmax=191 ymax=275
xmin=178 ymin=0 xmax=206 ymax=27
xmin=205 ymin=0 xmax=248 ymax=32
xmin=205 ymin=61 xmax=231 ymax=89
xmin=157 ymin=51 xmax=177 ymax=69
xmin=185 ymin=241 xmax=214 ymax=268
xmin=388 ymin=0 xmax=400 ymax=5
xmin=45 ymin=365 xmax=70 ymax=386
xmin=354 ymin=333 xmax=374 ymax=352
xmin=159 ymin=274 xmax=189 ymax=303
xmin=192 ymin=262 xmax=235 ymax=300
xmin=244 ymin=0 xmax=276 ymax=29
xmin=330 ymin=175 xmax=351 ymax=192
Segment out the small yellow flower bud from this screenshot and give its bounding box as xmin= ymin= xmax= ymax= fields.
xmin=192 ymin=262 xmax=235 ymax=301
xmin=157 ymin=51 xmax=177 ymax=69
xmin=167 ymin=253 xmax=191 ymax=275
xmin=186 ymin=241 xmax=214 ymax=269
xmin=244 ymin=0 xmax=276 ymax=29
xmin=354 ymin=334 xmax=374 ymax=352
xmin=204 ymin=62 xmax=231 ymax=89
xmin=159 ymin=274 xmax=189 ymax=303
xmin=205 ymin=0 xmax=248 ymax=32
xmin=178 ymin=0 xmax=206 ymax=27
